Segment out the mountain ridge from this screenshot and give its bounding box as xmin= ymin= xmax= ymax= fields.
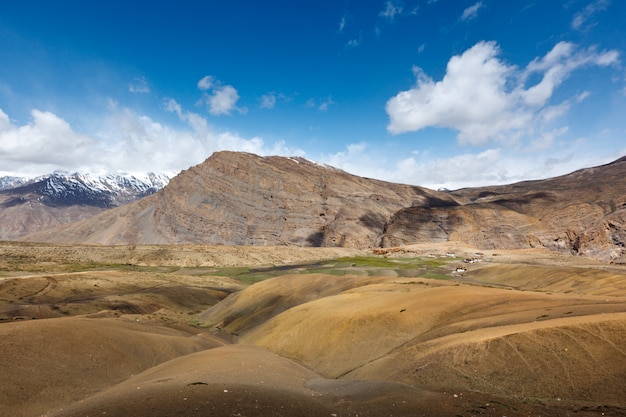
xmin=23 ymin=151 xmax=458 ymax=247
xmin=18 ymin=151 xmax=626 ymax=263
xmin=0 ymin=171 xmax=170 ymax=240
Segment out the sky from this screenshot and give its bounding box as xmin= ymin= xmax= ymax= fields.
xmin=0 ymin=0 xmax=625 ymax=189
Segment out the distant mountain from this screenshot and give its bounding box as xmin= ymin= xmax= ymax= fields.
xmin=0 ymin=171 xmax=170 ymax=240
xmin=0 ymin=176 xmax=28 ymax=191
xmin=18 ymin=152 xmax=626 ymax=263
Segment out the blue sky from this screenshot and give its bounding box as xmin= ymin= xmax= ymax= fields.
xmin=0 ymin=0 xmax=624 ymax=189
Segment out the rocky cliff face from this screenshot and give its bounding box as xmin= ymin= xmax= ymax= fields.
xmin=20 ymin=152 xmax=626 ymax=263
xmin=383 ymin=157 xmax=626 ymax=263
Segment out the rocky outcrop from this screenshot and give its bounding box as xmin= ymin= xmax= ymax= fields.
xmin=382 ymin=204 xmax=540 ymax=250
xmin=382 ymin=157 xmax=626 ymax=263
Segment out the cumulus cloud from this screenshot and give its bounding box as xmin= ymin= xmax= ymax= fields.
xmin=0 ymin=104 xmax=301 ymax=177
xmin=197 ymin=75 xmax=214 ymax=90
xmin=386 ymin=41 xmax=619 ymax=146
xmin=572 ymin=0 xmax=610 ymax=31
xmin=0 ymin=108 xmax=96 ymax=175
xmin=128 ymin=77 xmax=150 ymax=94
xmin=322 ymin=145 xmax=513 ymax=189
xmin=208 ymin=85 xmax=241 ymax=115
xmin=461 ymin=1 xmax=483 ymax=21
xmin=0 ymin=108 xmax=11 ymax=131
xmin=521 ymin=42 xmax=618 ymax=106
xmin=196 ymin=75 xmax=244 ymax=115
xmin=163 ymin=99 xmax=302 ymax=155
xmin=320 ymin=141 xmax=615 ymax=190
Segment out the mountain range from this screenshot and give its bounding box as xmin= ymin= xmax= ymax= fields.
xmin=0 ymin=171 xmax=169 ymax=241
xmin=15 ymin=151 xmax=626 ymax=264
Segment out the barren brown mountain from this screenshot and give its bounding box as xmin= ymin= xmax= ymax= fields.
xmin=385 ymin=156 xmax=626 ymax=263
xmin=23 ymin=151 xmax=458 ymax=247
xmin=22 ymin=152 xmax=626 ymax=264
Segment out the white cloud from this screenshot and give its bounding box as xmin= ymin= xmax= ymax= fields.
xmin=128 ymin=77 xmax=150 ymax=94
xmin=322 ymin=145 xmax=519 ymax=189
xmin=521 ymin=42 xmax=618 ymax=106
xmin=338 ymin=16 xmax=346 ymax=33
xmin=386 ymin=41 xmax=620 ymax=146
xmin=0 ymin=103 xmax=301 ymax=177
xmin=0 ymin=109 xmax=96 ymax=175
xmin=208 ymin=85 xmax=241 ymax=115
xmin=0 ymin=108 xmax=11 ymax=131
xmin=322 ymin=142 xmax=369 ymax=171
xmin=572 ymin=0 xmax=610 ymax=30
xmin=461 ymin=1 xmax=483 ymax=21
xmin=575 ymin=91 xmax=591 ymax=102
xmin=197 ymin=75 xmax=214 ymax=90
xmin=318 ymin=97 xmax=334 ymax=112
xmin=163 ymin=99 xmax=302 ymax=155
xmin=306 ymin=97 xmax=335 ymax=112
xmin=196 ymin=75 xmax=243 ymax=115
xmin=260 ymin=93 xmax=277 ymax=109
xmin=380 ymin=1 xmax=403 ymax=20
xmin=259 ymin=92 xmax=290 ymax=109
xmin=320 ymin=142 xmax=618 ymax=190
xmin=529 ymin=126 xmax=569 ymax=151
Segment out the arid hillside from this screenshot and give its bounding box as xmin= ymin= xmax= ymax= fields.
xmin=23 ymin=151 xmax=458 ymax=247
xmin=1 ymin=242 xmax=625 ymax=417
xmin=384 ymin=156 xmax=626 ymax=263
xmin=21 ymin=152 xmax=626 ymax=263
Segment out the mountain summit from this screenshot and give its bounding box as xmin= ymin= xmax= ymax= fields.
xmin=22 ymin=151 xmax=458 ymax=247
xmin=0 ymin=171 xmax=170 ymax=240
xmin=19 ymin=152 xmax=626 ymax=263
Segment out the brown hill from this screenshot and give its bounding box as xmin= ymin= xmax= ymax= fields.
xmin=3 ymin=244 xmax=626 ymax=416
xmin=202 ymin=264 xmax=626 ymax=409
xmin=23 ymin=151 xmax=458 ymax=247
xmin=384 ymin=156 xmax=626 ymax=263
xmin=0 ymin=192 xmax=103 ymax=241
xmin=22 ymin=152 xmax=626 ymax=263
xmin=0 ymin=316 xmax=224 ymax=417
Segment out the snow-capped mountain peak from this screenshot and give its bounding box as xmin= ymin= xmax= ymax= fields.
xmin=1 ymin=171 xmax=172 ymax=208
xmin=0 ymin=176 xmax=28 ymax=191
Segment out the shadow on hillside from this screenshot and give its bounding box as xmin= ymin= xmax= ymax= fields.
xmin=307 ymin=231 xmax=325 ymax=247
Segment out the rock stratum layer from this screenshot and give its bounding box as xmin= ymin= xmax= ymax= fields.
xmin=23 ymin=152 xmax=626 ymax=263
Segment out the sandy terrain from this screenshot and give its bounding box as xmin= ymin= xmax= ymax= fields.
xmin=1 ymin=242 xmax=626 ymax=416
